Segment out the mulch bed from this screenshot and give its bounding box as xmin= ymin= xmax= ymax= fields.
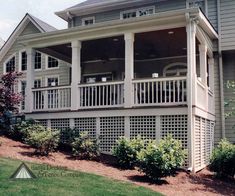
xmin=0 ymin=136 xmax=234 ymax=196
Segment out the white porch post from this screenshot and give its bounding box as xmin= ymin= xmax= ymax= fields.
xmin=25 ymin=48 xmax=35 ymax=113
xmin=199 ymin=44 xmax=208 ymax=85
xmin=186 ymin=17 xmax=197 ymax=172
xmin=124 ymin=32 xmax=134 ymax=108
xmin=208 ymin=58 xmax=214 ymax=92
xmin=71 ymin=40 xmax=81 ymax=111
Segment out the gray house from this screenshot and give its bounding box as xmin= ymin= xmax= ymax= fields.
xmin=0 ymin=0 xmax=234 ymax=172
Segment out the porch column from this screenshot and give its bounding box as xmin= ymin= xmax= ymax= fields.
xmin=208 ymin=58 xmax=214 ymax=92
xmin=71 ymin=40 xmax=81 ymax=111
xmin=124 ymin=32 xmax=134 ymax=108
xmin=25 ymin=48 xmax=35 ymax=113
xmin=186 ymin=17 xmax=197 ymax=172
xmin=199 ymin=44 xmax=208 ymax=85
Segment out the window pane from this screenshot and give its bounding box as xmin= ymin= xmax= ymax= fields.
xmin=35 ymin=52 xmax=41 ymax=70
xmin=34 ymin=79 xmax=41 ymax=88
xmin=47 ymin=77 xmax=58 ymax=86
xmin=6 ymin=56 xmax=15 ymax=72
xmin=48 ymin=56 xmax=58 ymax=68
xmin=21 ymin=51 xmax=27 ymax=71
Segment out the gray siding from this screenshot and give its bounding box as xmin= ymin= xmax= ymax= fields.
xmin=223 ymin=52 xmax=235 ymax=144
xmin=220 ymin=0 xmax=235 ymax=51
xmin=21 ymin=22 xmax=41 ymax=35
xmin=207 ymin=0 xmax=218 ymax=31
xmin=71 ymin=0 xmax=186 ymax=27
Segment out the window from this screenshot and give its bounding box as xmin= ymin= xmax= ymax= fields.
xmin=20 ymin=51 xmax=27 ymax=71
xmin=187 ymin=0 xmax=205 ymax=8
xmin=47 ymin=77 xmax=59 ymax=87
xmin=121 ymin=6 xmax=155 ymax=19
xmin=35 ymin=52 xmax=42 ymax=70
xmin=20 ymin=81 xmax=27 ymax=111
xmin=82 ymin=17 xmax=95 ymax=26
xmin=5 ymin=56 xmax=15 ymax=73
xmin=47 ymin=56 xmax=58 ymax=69
xmin=34 ymin=79 xmax=42 ymax=88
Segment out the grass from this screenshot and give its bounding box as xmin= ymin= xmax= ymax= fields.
xmin=0 ymin=157 xmax=162 ymax=196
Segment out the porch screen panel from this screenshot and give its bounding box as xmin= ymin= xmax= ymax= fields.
xmin=100 ymin=117 xmax=125 ymax=153
xmin=130 ymin=116 xmax=156 ymax=140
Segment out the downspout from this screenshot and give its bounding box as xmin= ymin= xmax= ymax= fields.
xmin=217 ymin=0 xmax=226 ymax=138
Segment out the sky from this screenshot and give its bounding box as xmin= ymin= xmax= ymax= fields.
xmin=0 ymin=0 xmax=85 ymax=41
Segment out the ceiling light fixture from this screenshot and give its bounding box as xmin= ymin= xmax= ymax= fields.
xmin=168 ymin=31 xmax=174 ymax=35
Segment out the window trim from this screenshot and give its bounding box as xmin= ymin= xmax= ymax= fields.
xmin=3 ymin=53 xmax=16 ymax=74
xmin=19 ymin=49 xmax=27 ymax=72
xmin=82 ymin=16 xmax=95 ymax=26
xmin=120 ymin=6 xmax=155 ymax=20
xmin=45 ymin=75 xmax=60 ymax=87
xmin=34 ymin=77 xmax=42 ymax=88
xmin=45 ymin=55 xmax=59 ymax=70
xmin=35 ymin=51 xmax=42 ymax=71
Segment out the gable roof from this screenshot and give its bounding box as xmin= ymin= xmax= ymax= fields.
xmin=0 ymin=13 xmax=57 ymax=59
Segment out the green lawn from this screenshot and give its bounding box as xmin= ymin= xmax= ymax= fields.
xmin=0 ymin=157 xmax=162 ymax=196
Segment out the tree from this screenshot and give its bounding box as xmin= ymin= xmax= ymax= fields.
xmin=0 ymin=72 xmax=22 ymax=131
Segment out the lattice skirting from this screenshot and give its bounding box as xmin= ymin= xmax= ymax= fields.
xmin=194 ymin=116 xmax=214 ymax=172
xmin=35 ymin=115 xmax=188 ymax=161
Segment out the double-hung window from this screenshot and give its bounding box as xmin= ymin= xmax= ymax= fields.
xmin=35 ymin=52 xmax=42 ymax=70
xmin=20 ymin=51 xmax=27 ymax=71
xmin=5 ymin=56 xmax=16 ymax=73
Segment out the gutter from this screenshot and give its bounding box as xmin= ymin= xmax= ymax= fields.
xmin=217 ymin=0 xmax=226 ymax=138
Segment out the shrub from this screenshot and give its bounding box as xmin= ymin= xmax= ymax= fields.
xmin=71 ymin=131 xmax=99 ymax=160
xmin=112 ymin=136 xmax=145 ymax=169
xmin=137 ymin=134 xmax=187 ymax=180
xmin=25 ymin=125 xmax=60 ymax=156
xmin=59 ymin=128 xmax=80 ymax=149
xmin=209 ymin=139 xmax=235 ymax=178
xmin=11 ymin=119 xmax=36 ymax=141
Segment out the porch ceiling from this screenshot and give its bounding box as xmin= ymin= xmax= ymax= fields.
xmin=39 ymin=27 xmax=189 ymax=63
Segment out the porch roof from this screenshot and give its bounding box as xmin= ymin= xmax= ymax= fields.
xmin=18 ymin=8 xmax=218 ymax=49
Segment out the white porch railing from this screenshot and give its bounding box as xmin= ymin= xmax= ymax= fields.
xmin=32 ymin=86 xmax=71 ymax=111
xmin=79 ymin=81 xmax=124 ymax=109
xmin=133 ymin=76 xmax=187 ymax=106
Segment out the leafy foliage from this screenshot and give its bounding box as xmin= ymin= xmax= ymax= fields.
xmin=71 ymin=131 xmax=99 ymax=160
xmin=25 ymin=124 xmax=60 ymax=156
xmin=137 ymin=134 xmax=187 ymax=180
xmin=112 ymin=136 xmax=145 ymax=169
xmin=0 ymin=72 xmax=22 ymax=131
xmin=209 ymin=139 xmax=235 ymax=178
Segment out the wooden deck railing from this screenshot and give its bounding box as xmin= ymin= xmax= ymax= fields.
xmin=32 ymin=86 xmax=71 ymax=111
xmin=133 ymin=76 xmax=187 ymax=106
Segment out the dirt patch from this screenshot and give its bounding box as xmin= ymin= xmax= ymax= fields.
xmin=0 ymin=136 xmax=234 ymax=196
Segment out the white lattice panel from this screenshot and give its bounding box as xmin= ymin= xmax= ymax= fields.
xmin=160 ymin=115 xmax=188 ymax=167
xmin=130 ymin=116 xmax=156 ymax=140
xmin=35 ymin=119 xmax=48 ymax=127
xmin=74 ymin=118 xmax=96 ymax=139
xmin=100 ymin=117 xmax=125 ymax=153
xmin=194 ymin=116 xmax=201 ymax=169
xmin=194 ymin=116 xmax=215 ymax=171
xmin=51 ymin=119 xmax=70 ymax=130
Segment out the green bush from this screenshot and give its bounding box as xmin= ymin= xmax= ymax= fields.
xmin=112 ymin=136 xmax=145 ymax=169
xmin=209 ymin=139 xmax=235 ymax=178
xmin=137 ymin=134 xmax=187 ymax=180
xmin=25 ymin=125 xmax=60 ymax=156
xmin=12 ymin=119 xmax=36 ymax=141
xmin=71 ymin=131 xmax=99 ymax=160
